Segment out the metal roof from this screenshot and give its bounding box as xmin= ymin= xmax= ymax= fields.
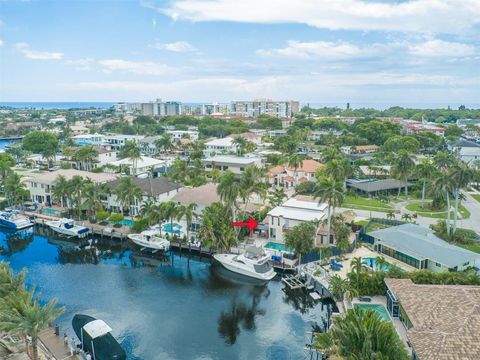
xmin=347 ymin=178 xmax=412 ymax=193
xmin=368 ymin=224 xmax=479 ymax=268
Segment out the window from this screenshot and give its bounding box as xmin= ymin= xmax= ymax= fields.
xmin=240 ymin=167 xmax=244 ymax=171
xmin=435 ymin=262 xmax=441 ymax=267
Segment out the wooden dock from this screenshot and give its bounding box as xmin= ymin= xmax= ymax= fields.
xmin=38 ymin=327 xmax=79 ymax=360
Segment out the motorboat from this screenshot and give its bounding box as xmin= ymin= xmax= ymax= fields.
xmin=0 ymin=210 xmax=34 ymax=230
xmin=213 ymin=246 xmax=276 ymax=281
xmin=72 ymin=314 xmax=126 ymax=360
xmin=45 ymin=218 xmax=89 ymax=238
xmin=127 ymin=229 xmax=170 ymax=251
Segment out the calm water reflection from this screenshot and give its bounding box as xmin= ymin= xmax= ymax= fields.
xmin=0 ymin=227 xmax=336 ymax=360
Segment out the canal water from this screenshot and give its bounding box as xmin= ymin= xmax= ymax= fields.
xmin=0 ymin=227 xmax=335 ymax=360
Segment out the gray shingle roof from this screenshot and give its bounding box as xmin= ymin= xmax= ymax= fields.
xmin=106 ymin=176 xmax=180 ymax=197
xmin=369 ymin=223 xmax=479 ymax=268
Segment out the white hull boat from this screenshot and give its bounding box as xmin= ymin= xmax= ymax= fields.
xmin=128 ymin=229 xmax=170 ymax=251
xmin=45 ymin=218 xmax=89 ymax=238
xmin=0 ymin=210 xmax=34 ymax=230
xmin=214 ymin=247 xmax=276 ymax=281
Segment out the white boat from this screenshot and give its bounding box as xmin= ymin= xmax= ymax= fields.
xmin=127 ymin=229 xmax=170 ymax=251
xmin=0 ymin=210 xmax=34 ymax=230
xmin=45 ymin=218 xmax=90 ymax=238
xmin=213 ymin=246 xmax=276 ymax=281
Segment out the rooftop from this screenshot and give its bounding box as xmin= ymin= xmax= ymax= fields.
xmin=109 ymin=156 xmax=165 ymax=168
xmin=205 ymin=137 xmax=235 ymax=147
xmin=203 ymin=155 xmax=262 ymax=165
xmin=105 ymin=176 xmax=180 ymax=197
xmin=385 ymin=278 xmax=480 ymax=360
xmin=172 ymin=183 xmax=220 ymax=207
xmin=268 ymin=198 xmax=327 ymax=222
xmin=347 ymin=178 xmax=412 ymax=192
xmin=369 ymin=223 xmax=479 ymax=268
xmin=24 ymin=169 xmax=118 ymax=185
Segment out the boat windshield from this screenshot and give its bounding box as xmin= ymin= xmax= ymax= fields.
xmin=254 ymin=262 xmax=272 ymax=274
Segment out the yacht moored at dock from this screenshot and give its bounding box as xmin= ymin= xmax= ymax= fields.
xmin=72 ymin=314 xmax=126 ymax=360
xmin=128 ymin=229 xmax=170 ymax=251
xmin=0 ymin=210 xmax=34 ymax=230
xmin=45 ymin=218 xmax=90 ymax=238
xmin=213 ymin=246 xmax=276 ymax=281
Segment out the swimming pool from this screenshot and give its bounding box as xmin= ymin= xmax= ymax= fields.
xmin=119 ymin=219 xmax=134 ymax=227
xmin=363 ymin=257 xmax=392 ymax=271
xmin=354 ymin=303 xmax=391 ymax=322
xmin=42 ymin=208 xmax=59 ymax=216
xmin=163 ymin=223 xmax=182 ymax=234
xmin=264 ymin=242 xmax=293 ymax=253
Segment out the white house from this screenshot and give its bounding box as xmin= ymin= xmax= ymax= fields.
xmin=203 ymin=155 xmax=263 ymax=175
xmin=23 ymin=169 xmax=118 ymax=205
xmin=73 ymin=133 xmax=105 ymax=146
xmin=204 ymin=137 xmax=238 ymax=156
xmin=106 ymin=156 xmax=168 ymax=177
xmin=448 ymin=139 xmax=480 ymax=165
xmin=166 ymin=130 xmax=199 ymax=142
xmin=104 ymin=135 xmax=145 ymax=150
xmin=266 ymin=198 xmax=329 ymax=245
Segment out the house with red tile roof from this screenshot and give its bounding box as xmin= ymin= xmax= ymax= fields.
xmin=268 ymin=159 xmax=324 ymax=189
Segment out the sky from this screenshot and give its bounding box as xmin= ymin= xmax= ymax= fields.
xmin=0 ymin=0 xmax=479 ymax=107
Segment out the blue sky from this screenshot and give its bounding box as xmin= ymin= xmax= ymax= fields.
xmin=0 ymin=0 xmax=479 ymax=107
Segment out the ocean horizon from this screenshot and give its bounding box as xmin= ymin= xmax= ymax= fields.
xmin=0 ymin=102 xmax=115 ymax=110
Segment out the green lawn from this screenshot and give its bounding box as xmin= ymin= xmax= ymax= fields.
xmin=457 ymin=244 xmax=480 ymax=254
xmin=342 ymin=195 xmax=392 ymax=212
xmin=472 ymin=194 xmax=480 ymax=203
xmin=405 ymin=202 xmax=471 ymax=219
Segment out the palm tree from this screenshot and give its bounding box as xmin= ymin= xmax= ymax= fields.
xmin=386 ymin=210 xmax=395 ymax=220
xmin=239 ymin=165 xmax=267 ymax=208
xmin=0 ymin=263 xmax=26 ymax=298
xmin=416 ymin=158 xmax=434 ymax=201
xmin=313 ymin=307 xmax=409 ymax=360
xmin=155 ymin=134 xmax=175 ymax=155
xmin=232 ymin=136 xmax=247 ymax=155
xmin=313 ymin=175 xmax=344 ymax=245
xmin=269 ymin=188 xmax=287 ymax=207
xmin=375 ymin=256 xmax=388 ymax=271
xmin=159 ymin=201 xmax=179 ymax=238
xmin=432 ymin=175 xmax=453 ymax=236
xmin=52 ymin=175 xmax=70 ymax=208
xmin=401 ymin=213 xmax=412 ymax=222
xmin=287 ymin=154 xmax=302 ymax=184
xmin=176 ymin=203 xmax=197 ymax=242
xmin=140 ymin=199 xmax=156 ymax=226
xmin=217 ymin=171 xmax=240 ymax=221
xmin=114 ymin=177 xmax=143 ymax=216
xmin=82 ymin=181 xmax=104 ymax=219
xmin=321 ymin=146 xmax=342 ymax=163
xmin=449 ymin=162 xmax=473 ymax=234
xmin=0 ymin=289 xmax=65 ymax=360
xmin=3 ymin=172 xmax=27 ymax=207
xmin=68 ymin=175 xmax=85 ymax=219
xmin=391 ymin=150 xmax=415 ymax=199
xmin=328 ymin=275 xmax=350 ymax=301
xmin=72 ymin=146 xmax=98 ymax=171
xmin=350 ymin=256 xmax=367 ymax=291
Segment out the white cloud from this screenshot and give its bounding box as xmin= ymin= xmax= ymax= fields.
xmin=15 ymin=42 xmax=63 ymax=60
xmin=153 ymin=40 xmax=196 ymax=52
xmin=157 ymin=0 xmax=480 ymax=35
xmin=408 ymin=39 xmax=476 ymax=57
xmin=98 ymin=59 xmax=171 ymax=75
xmin=65 ymin=58 xmax=95 ymax=71
xmin=257 ymin=40 xmax=381 ymax=60
xmin=0 ymin=39 xmax=3 ymax=47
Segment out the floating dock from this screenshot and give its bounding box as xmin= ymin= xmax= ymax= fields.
xmin=282 ymin=274 xmax=306 ymax=289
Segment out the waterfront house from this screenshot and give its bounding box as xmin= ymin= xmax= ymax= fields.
xmin=368 ymin=223 xmax=479 ymax=271
xmin=104 ymin=135 xmax=145 ymax=150
xmin=165 ymin=129 xmax=199 ymax=142
xmin=266 ymin=198 xmax=329 ymax=245
xmin=24 ymin=169 xmax=118 ymax=205
xmin=73 ymin=133 xmax=105 ymax=147
xmin=268 ymin=159 xmax=324 ymax=189
xmin=106 ymin=156 xmax=168 ymax=177
xmin=104 ymin=176 xmax=180 ymax=216
xmin=385 ymin=278 xmax=480 ymax=360
xmin=171 ymin=183 xmax=221 ymax=234
xmin=203 ymin=155 xmax=263 ymax=175
xmin=227 ymin=132 xmax=263 ymax=146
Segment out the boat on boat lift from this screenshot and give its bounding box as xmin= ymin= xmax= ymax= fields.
xmin=213 ymin=246 xmax=276 ymax=281
xmin=127 ymin=228 xmax=170 ymax=251
xmin=0 ymin=210 xmax=34 ymax=230
xmin=45 ymin=218 xmax=90 ymax=238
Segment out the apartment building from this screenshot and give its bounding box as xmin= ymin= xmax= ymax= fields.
xmin=203 ymin=155 xmax=263 ymax=175
xmin=231 ymin=99 xmax=299 ymax=118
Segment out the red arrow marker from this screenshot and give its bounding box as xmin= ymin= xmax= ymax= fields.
xmin=231 ymin=217 xmax=258 ymax=232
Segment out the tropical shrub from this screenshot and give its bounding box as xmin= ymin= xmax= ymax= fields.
xmin=109 ymin=213 xmax=124 ymax=227
xmin=96 ymin=210 xmax=110 ymax=222
xmin=132 ymin=217 xmax=149 ymax=232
